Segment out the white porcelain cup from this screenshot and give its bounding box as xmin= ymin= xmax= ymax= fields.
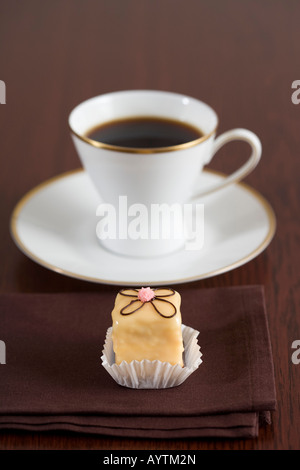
xmin=69 ymin=90 xmax=261 ymax=257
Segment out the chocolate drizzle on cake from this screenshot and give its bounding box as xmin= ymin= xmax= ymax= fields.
xmin=119 ymin=288 xmax=177 ymax=318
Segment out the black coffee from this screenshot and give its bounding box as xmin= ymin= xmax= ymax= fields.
xmin=85 ymin=117 xmax=203 ymax=149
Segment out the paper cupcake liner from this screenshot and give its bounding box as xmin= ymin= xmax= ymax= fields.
xmin=101 ymin=324 xmax=202 ymax=389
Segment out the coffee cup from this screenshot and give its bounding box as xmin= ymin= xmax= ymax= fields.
xmin=69 ymin=90 xmax=261 ymax=257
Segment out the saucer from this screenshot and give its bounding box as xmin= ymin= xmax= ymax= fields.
xmin=10 ymin=169 xmax=276 ymax=285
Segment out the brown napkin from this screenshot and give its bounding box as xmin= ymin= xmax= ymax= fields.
xmin=0 ymin=286 xmax=276 ymax=438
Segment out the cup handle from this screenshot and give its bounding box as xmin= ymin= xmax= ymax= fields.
xmin=191 ymin=128 xmax=262 ymax=199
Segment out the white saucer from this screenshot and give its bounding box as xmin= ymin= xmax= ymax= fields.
xmin=10 ymin=169 xmax=276 ymax=286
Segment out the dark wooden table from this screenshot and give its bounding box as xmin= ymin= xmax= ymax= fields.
xmin=0 ymin=0 xmax=299 ymax=451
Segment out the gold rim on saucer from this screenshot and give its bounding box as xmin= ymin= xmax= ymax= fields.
xmin=10 ymin=168 xmax=276 ymax=286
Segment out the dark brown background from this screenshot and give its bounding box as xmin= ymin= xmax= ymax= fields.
xmin=0 ymin=0 xmax=299 ymax=450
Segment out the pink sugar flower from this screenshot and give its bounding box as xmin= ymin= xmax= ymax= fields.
xmin=138 ymin=287 xmax=155 ymax=303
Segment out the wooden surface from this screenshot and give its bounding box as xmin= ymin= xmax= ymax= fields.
xmin=0 ymin=0 xmax=299 ymax=450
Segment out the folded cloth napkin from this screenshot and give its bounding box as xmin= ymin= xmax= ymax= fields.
xmin=0 ymin=286 xmax=276 ymax=438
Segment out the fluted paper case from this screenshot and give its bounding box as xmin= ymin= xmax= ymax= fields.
xmin=101 ymin=324 xmax=202 ymax=389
